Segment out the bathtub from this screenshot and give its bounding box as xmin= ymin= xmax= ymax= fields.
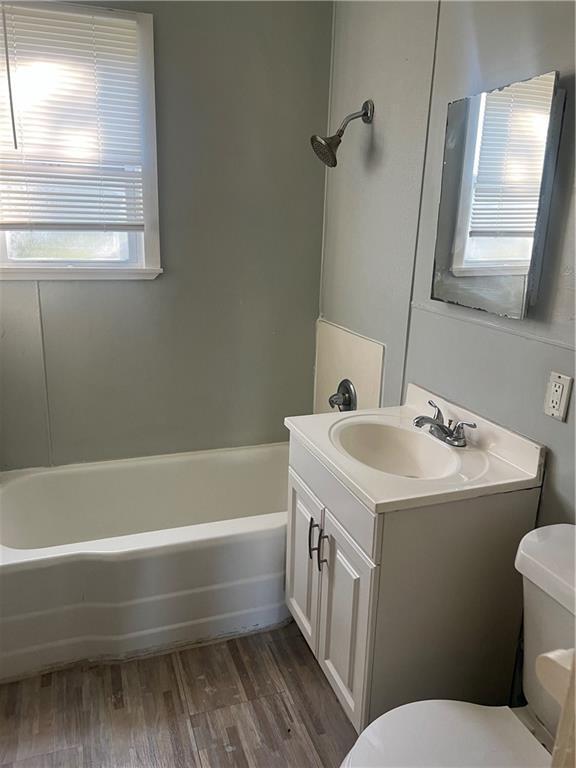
xmin=0 ymin=443 xmax=289 ymax=681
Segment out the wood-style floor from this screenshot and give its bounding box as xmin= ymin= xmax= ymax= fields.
xmin=0 ymin=622 xmax=357 ymax=768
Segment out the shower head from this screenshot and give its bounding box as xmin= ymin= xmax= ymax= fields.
xmin=310 ymin=133 xmax=341 ymax=168
xmin=310 ymin=99 xmax=374 ymax=168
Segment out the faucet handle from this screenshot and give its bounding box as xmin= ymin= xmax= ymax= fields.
xmin=445 ymin=420 xmax=477 ymax=448
xmin=329 ymin=392 xmax=346 ymax=409
xmin=452 ymin=421 xmax=477 ymax=440
xmin=329 ymin=379 xmax=357 ymax=412
xmin=427 ymin=399 xmax=444 ymax=425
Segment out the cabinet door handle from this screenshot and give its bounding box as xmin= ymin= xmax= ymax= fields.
xmin=308 ymin=516 xmax=319 ymax=559
xmin=317 ymin=529 xmax=329 ymax=572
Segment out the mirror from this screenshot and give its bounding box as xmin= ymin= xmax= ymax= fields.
xmin=432 ymin=71 xmax=565 ymax=319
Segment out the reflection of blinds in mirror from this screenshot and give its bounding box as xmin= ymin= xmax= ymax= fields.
xmin=469 ymin=72 xmax=556 ymax=238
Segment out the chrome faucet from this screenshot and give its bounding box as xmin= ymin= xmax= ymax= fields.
xmin=413 ymin=399 xmax=477 ymax=448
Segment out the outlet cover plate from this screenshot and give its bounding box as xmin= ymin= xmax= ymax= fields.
xmin=544 ymin=371 xmax=573 ymax=421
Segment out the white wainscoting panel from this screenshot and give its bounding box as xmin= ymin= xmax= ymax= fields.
xmin=314 ymin=320 xmax=384 ymax=413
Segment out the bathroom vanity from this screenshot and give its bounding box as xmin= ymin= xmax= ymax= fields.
xmin=284 ymin=385 xmax=545 ymax=732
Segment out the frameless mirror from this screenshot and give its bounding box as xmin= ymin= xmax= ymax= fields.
xmin=432 ymin=71 xmax=565 ymax=319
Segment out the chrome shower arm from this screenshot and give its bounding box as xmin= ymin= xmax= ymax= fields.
xmin=336 ymin=100 xmax=374 ymax=136
xmin=336 ymin=109 xmax=366 ymax=136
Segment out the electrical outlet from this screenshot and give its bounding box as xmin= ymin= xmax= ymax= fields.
xmin=544 ymin=372 xmax=573 ymax=421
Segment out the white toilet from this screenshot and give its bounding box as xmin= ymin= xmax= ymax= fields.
xmin=341 ymin=524 xmax=575 ymax=768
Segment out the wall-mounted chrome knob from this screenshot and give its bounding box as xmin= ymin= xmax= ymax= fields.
xmin=328 ymin=379 xmax=357 ymax=412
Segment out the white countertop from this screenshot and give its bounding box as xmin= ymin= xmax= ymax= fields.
xmin=284 ymin=384 xmax=545 ymax=513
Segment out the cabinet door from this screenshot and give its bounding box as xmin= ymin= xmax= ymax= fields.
xmin=285 ymin=471 xmax=323 ymax=653
xmin=317 ymin=509 xmax=377 ymax=732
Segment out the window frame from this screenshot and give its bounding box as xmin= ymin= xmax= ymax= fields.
xmin=0 ymin=2 xmax=161 ymax=281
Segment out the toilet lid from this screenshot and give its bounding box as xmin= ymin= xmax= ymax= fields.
xmin=342 ymin=701 xmax=551 ymax=768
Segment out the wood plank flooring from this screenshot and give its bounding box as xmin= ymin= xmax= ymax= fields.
xmin=0 ymin=622 xmax=357 ymax=768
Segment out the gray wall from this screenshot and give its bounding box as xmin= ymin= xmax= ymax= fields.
xmin=321 ymin=1 xmax=574 ymax=525
xmin=321 ymin=1 xmax=438 ymax=405
xmin=0 ymin=1 xmax=332 ymax=468
xmin=2 ymin=1 xmax=573 ymax=527
xmin=406 ymin=1 xmax=575 ymax=526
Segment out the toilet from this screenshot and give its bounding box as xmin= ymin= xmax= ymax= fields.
xmin=341 ymin=524 xmax=575 ymax=768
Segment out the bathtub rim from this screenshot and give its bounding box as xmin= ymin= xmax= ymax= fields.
xmin=0 ymin=510 xmax=287 ymax=573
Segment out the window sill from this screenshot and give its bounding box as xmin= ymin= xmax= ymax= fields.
xmin=0 ymin=266 xmax=163 ymax=281
xmin=451 ymin=264 xmax=530 ymax=278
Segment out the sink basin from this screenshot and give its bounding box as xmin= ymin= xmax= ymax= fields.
xmin=285 ymin=384 xmax=544 ymax=512
xmin=330 ymin=420 xmax=460 ymax=479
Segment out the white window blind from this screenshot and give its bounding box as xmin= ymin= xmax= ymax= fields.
xmin=0 ymin=2 xmax=145 ymax=232
xmin=469 ymin=71 xmax=556 ymax=239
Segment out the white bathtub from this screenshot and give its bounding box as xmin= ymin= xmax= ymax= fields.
xmin=0 ymin=443 xmax=289 ymax=681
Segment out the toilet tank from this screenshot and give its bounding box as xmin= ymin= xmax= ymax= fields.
xmin=515 ymin=524 xmax=575 ymax=737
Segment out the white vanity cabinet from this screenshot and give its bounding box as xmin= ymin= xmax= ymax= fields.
xmin=285 ymin=471 xmax=322 ymax=651
xmin=316 ymin=508 xmax=377 ymax=729
xmin=285 ymin=415 xmax=543 ymax=733
xmin=286 ymin=469 xmax=377 ymax=729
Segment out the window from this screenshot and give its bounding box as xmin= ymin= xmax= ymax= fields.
xmin=0 ymin=2 xmax=160 ymax=279
xmin=452 ymin=72 xmax=556 ymax=277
